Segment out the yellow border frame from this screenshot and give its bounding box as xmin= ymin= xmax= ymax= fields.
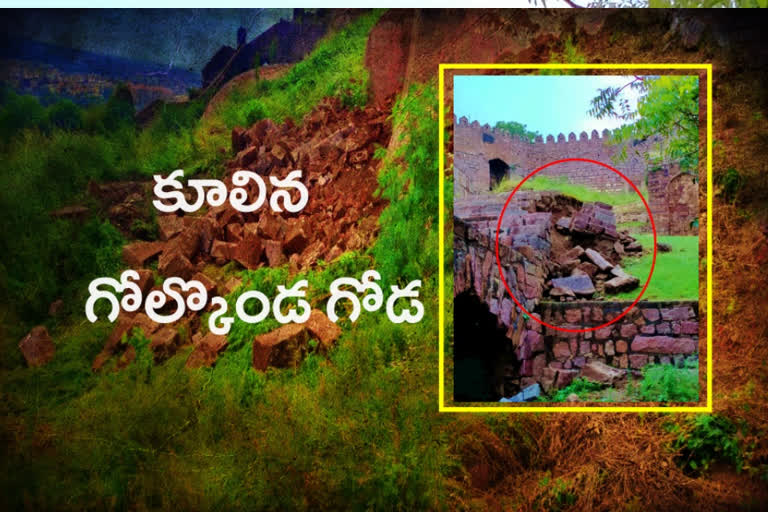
xmin=438 ymin=63 xmax=713 ymax=413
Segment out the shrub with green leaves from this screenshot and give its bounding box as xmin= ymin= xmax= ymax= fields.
xmin=632 ymin=362 xmax=699 ymax=402
xmin=666 ymin=415 xmax=744 ymax=475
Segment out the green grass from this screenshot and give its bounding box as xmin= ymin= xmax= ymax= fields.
xmin=617 ymin=220 xmax=648 ymax=231
xmin=612 ymin=234 xmax=699 ymax=300
xmin=493 ymin=174 xmax=643 ymax=207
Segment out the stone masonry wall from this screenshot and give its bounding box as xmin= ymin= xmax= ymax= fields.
xmin=453 ymin=193 xmax=555 ymax=347
xmin=647 ymin=163 xmax=699 ymax=236
xmin=514 ymin=301 xmax=700 ymax=392
xmin=454 ymin=116 xmax=658 ymax=196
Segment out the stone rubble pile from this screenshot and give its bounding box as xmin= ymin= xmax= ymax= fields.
xmin=83 ymin=97 xmax=392 ymax=373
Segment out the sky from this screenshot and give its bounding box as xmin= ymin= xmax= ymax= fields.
xmin=0 ymin=9 xmax=291 ymax=72
xmin=453 ymin=75 xmax=648 ymax=138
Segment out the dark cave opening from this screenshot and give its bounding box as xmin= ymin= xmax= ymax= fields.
xmin=488 ymin=158 xmax=510 ymax=190
xmin=453 ymin=290 xmax=518 ymax=402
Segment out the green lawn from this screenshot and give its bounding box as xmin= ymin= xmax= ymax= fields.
xmin=613 ymin=234 xmax=699 ymax=300
xmin=493 ymin=174 xmax=643 ymax=207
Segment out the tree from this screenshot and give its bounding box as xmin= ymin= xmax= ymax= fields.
xmin=589 ymin=75 xmax=700 ymax=172
xmin=493 ymin=120 xmax=541 ymax=143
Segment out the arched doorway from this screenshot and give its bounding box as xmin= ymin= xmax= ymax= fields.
xmin=489 ymin=158 xmax=510 ymax=190
xmin=454 ymin=290 xmax=518 ymax=401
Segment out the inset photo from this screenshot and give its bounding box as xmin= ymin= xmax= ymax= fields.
xmin=452 ymin=73 xmax=702 ymax=404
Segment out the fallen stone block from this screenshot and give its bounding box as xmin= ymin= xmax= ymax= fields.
xmin=499 ymin=383 xmax=541 ymax=402
xmin=149 ymin=327 xmax=180 ymax=363
xmin=584 ymin=248 xmax=613 ymax=271
xmin=581 ymin=360 xmax=624 ymax=385
xmin=186 ymin=332 xmax=228 ymax=368
xmin=252 ymin=324 xmax=310 ymax=371
xmin=550 ymin=274 xmax=596 ymax=296
xmin=122 ymin=241 xmax=164 ymax=267
xmin=18 ymin=326 xmax=55 ymax=367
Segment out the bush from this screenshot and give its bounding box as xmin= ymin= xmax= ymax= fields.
xmin=666 ymin=415 xmax=744 ymax=475
xmin=632 ymin=362 xmax=699 ymax=402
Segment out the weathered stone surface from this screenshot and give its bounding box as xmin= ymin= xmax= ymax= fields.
xmin=555 ymin=217 xmax=572 ymax=231
xmin=264 ymin=239 xmax=286 ymax=266
xmin=232 ymin=223 xmax=263 ymax=269
xmin=564 ymin=308 xmax=581 ymax=323
xmin=304 ymin=309 xmax=342 ymax=348
xmin=211 ymin=240 xmax=237 ymax=262
xmin=584 ymin=248 xmax=613 ymax=271
xmin=565 ymin=245 xmax=585 ymax=260
xmin=191 ymin=272 xmax=217 ymax=294
xmin=149 ymin=327 xmax=180 ymax=362
xmin=157 ymin=215 xmax=184 ymax=241
xmin=158 ymin=250 xmax=195 ymax=280
xmin=186 ymin=332 xmax=228 ymax=368
xmin=620 ymin=323 xmax=638 ymax=338
xmin=252 ymin=324 xmax=309 ymax=371
xmin=605 ymin=274 xmax=640 ymax=294
xmin=581 ymin=360 xmax=624 ymax=385
xmin=658 ymin=242 xmax=672 ymax=252
xmin=681 ymin=321 xmax=699 ymax=335
xmin=550 ymin=274 xmax=595 ymax=296
xmin=575 ymin=261 xmax=599 ymax=278
xmin=629 ymin=354 xmax=649 ymax=369
xmin=615 ymin=339 xmax=628 ymax=353
xmin=18 ymin=326 xmax=55 ymax=367
xmin=556 ymin=369 xmax=579 ymax=388
xmin=631 ymin=335 xmax=697 ymax=354
xmin=550 ymin=286 xmax=575 ymax=298
xmin=642 ymin=308 xmax=660 ymax=322
xmin=661 ymin=306 xmax=694 ymax=321
xmin=123 ymin=241 xmax=164 ymax=267
xmin=553 ymin=342 xmax=571 ymax=359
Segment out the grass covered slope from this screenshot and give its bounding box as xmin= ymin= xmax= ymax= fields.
xmin=1 ymin=25 xmax=450 ymax=507
xmin=493 ymin=174 xmax=642 ymax=207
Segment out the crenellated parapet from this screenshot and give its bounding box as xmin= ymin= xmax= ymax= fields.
xmin=453 ymin=115 xmax=657 ymax=196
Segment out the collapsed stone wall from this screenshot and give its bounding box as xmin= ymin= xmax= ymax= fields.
xmin=513 ymin=301 xmax=699 ymax=393
xmin=453 ymin=190 xmax=700 ymax=399
xmin=454 ymin=116 xmax=657 ymax=195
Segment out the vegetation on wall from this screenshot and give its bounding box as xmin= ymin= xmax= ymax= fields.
xmin=590 ymin=75 xmax=700 ymax=171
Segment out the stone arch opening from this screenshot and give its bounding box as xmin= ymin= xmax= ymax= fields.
xmin=454 ymin=290 xmax=518 ymax=402
xmin=488 ymin=158 xmax=510 ymax=190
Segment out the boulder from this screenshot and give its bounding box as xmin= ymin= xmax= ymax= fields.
xmin=18 ymin=326 xmax=55 ymax=367
xmin=581 ymin=360 xmax=624 ymax=385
